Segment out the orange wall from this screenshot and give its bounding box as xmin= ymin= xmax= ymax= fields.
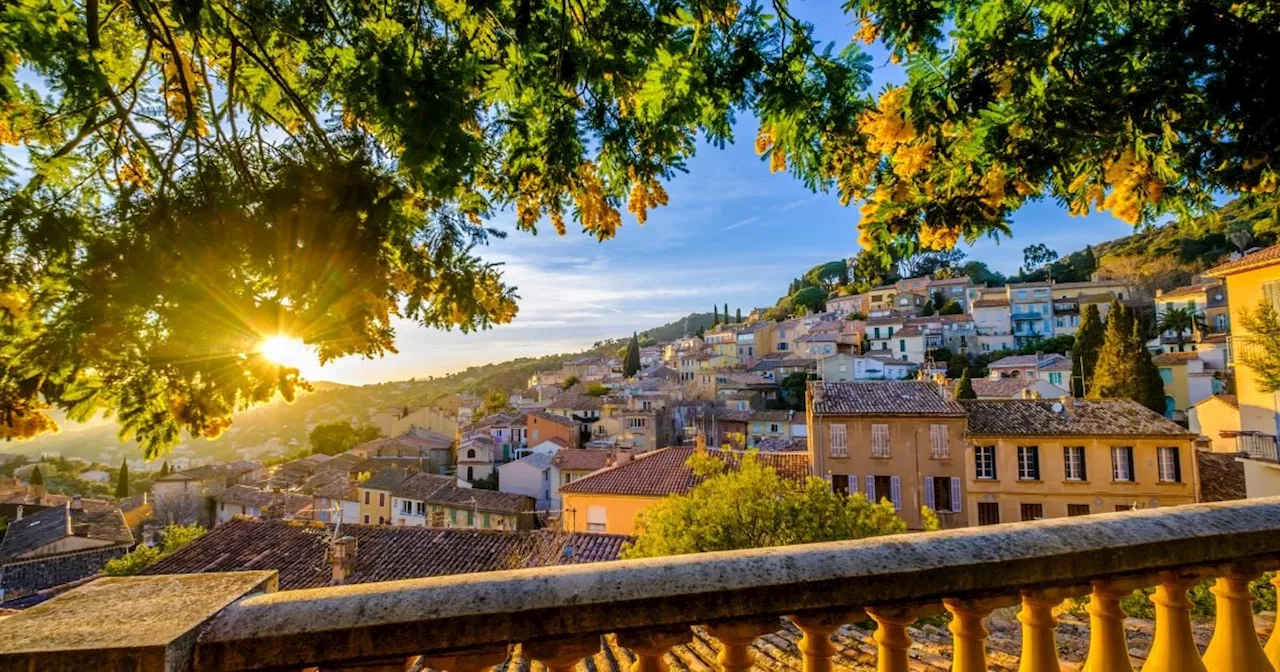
xmin=560 ymin=492 xmax=660 ymax=536
xmin=527 ymin=415 xmax=579 ymax=449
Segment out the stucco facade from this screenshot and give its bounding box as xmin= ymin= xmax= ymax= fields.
xmin=559 ymin=492 xmax=658 ymax=535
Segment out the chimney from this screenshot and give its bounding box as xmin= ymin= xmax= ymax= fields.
xmin=14 ymin=505 xmax=22 ymax=521
xmin=328 ymin=535 xmax=358 ymax=585
xmin=1059 ymin=395 xmax=1075 ymax=418
xmin=615 ymin=450 xmax=633 ymax=466
xmin=70 ymin=495 xmax=83 ymax=510
xmin=1035 ymin=350 xmax=1045 ymax=363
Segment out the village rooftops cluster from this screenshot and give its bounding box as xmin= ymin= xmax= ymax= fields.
xmin=959 ymin=398 xmax=1196 ymax=437
xmin=809 ymin=380 xmax=967 ymax=417
xmin=559 ymin=446 xmax=811 ymax=498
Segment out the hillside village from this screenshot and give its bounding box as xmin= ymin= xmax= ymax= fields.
xmin=5 ymin=237 xmax=1277 ymax=609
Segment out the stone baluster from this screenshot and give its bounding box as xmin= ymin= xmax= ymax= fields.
xmin=1081 ymin=579 xmax=1136 ymax=672
xmin=421 ymin=647 xmax=510 ymax=672
xmin=705 ymin=619 xmax=779 ymax=672
xmin=1203 ymin=569 xmax=1274 ymax=672
xmin=616 ymin=628 xmax=693 ymax=672
xmin=1017 ymin=589 xmax=1070 ymax=672
xmin=944 ymin=597 xmax=1016 ymax=672
xmin=1266 ymin=574 xmax=1280 ymax=669
xmin=1145 ymin=572 xmax=1209 ymax=672
xmin=865 ymin=606 xmax=932 ymax=672
xmin=788 ymin=610 xmax=864 ymax=672
xmin=524 ymin=636 xmax=602 ymax=672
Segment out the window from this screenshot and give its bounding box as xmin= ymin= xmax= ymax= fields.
xmin=977 ymin=503 xmax=1000 ymax=525
xmin=888 ymin=327 xmax=895 ymax=337
xmin=1049 ymin=372 xmax=1063 ymax=386
xmin=415 ymin=501 xmax=426 ymax=516
xmin=1067 ymin=504 xmax=1091 ymax=517
xmin=482 ymin=513 xmax=490 ymax=528
xmin=871 ymin=424 xmax=890 ymax=457
xmin=769 ymin=423 xmax=780 ymax=433
xmin=926 ymin=476 xmax=960 ymax=513
xmin=1017 ymin=446 xmax=1040 ymax=480
xmin=1063 ymin=446 xmax=1087 ymax=481
xmin=363 ymin=515 xmax=370 ymax=524
xmin=831 ymin=474 xmax=849 ymax=496
xmin=874 ymin=327 xmax=881 ymax=339
xmin=829 ymin=424 xmax=848 ymax=457
xmin=899 ymin=339 xmax=906 ymax=352
xmin=1020 ymin=503 xmax=1044 ymax=521
xmin=466 ymin=510 xmax=475 ymax=526
xmin=629 ymin=417 xmax=648 ymax=429
xmin=1157 ymin=447 xmax=1182 ymax=483
xmin=378 ymin=493 xmax=385 ymax=507
xmin=400 ymin=500 xmax=413 ymax=515
xmin=364 ymin=491 xmax=370 ymax=505
xmin=1265 ymin=281 xmax=1280 ymax=312
xmin=929 ymin=424 xmax=950 ymax=459
xmin=1112 ymin=446 xmax=1135 ymax=482
xmin=587 ymin=505 xmax=607 ymax=532
xmin=975 ymin=446 xmax=996 ymax=480
xmin=467 ymin=466 xmax=474 ymax=480
xmin=1115 ymin=504 xmax=1134 ymax=512
xmin=466 ymin=448 xmax=476 ymax=459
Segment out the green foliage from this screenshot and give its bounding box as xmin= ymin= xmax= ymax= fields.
xmin=624 ymin=333 xmax=641 ymax=378
xmin=477 ymin=390 xmax=513 ymax=420
xmin=470 ymin=473 xmax=500 ymax=491
xmin=1073 ymin=304 xmax=1105 ymax=396
xmin=621 ymin=451 xmax=909 ymax=558
xmin=961 ymin=261 xmax=1008 ymax=287
xmin=585 ymin=382 xmax=609 ymax=397
xmin=561 ymin=376 xmax=581 ymax=391
xmin=104 ymin=523 xmax=206 ymax=576
xmin=779 ymin=372 xmax=817 ymax=410
xmin=790 ymin=286 xmax=828 ymax=314
xmin=1157 ymin=307 xmax=1208 ymax=345
xmin=1134 ymin=322 xmax=1168 ymax=414
xmin=159 ymin=462 xmax=169 ymax=478
xmin=937 ymin=300 xmax=964 ymax=315
xmin=29 ymin=465 xmax=42 ymax=486
xmin=1071 ymin=573 xmax=1277 ymax=621
xmin=920 ymin=301 xmax=936 ymax=317
xmin=1239 ymin=301 xmax=1280 ymax=394
xmin=308 ymin=421 xmax=383 ymax=456
xmin=804 ymin=261 xmax=851 ymax=292
xmin=5 ymin=0 xmax=868 ymax=455
xmin=1022 ymin=244 xmax=1059 ymax=276
xmin=954 ymin=369 xmax=977 ymax=400
xmin=115 ymin=458 xmax=129 ymax=499
xmin=1088 ymin=301 xmax=1163 ymax=412
xmin=713 ymin=305 xmax=720 ymax=325
xmin=735 ymin=308 xmax=743 ymax=323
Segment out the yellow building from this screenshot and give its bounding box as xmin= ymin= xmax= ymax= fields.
xmin=559 ymin=444 xmax=810 ymax=535
xmin=960 ymin=398 xmax=1199 ymax=524
xmin=1153 ymin=351 xmax=1222 ymax=420
xmin=806 ymin=380 xmax=969 ymax=530
xmin=1188 ymin=394 xmax=1241 ymax=453
xmin=356 ymin=469 xmax=411 ymax=526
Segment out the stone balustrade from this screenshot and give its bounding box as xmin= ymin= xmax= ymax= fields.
xmin=5 ymin=498 xmax=1280 ymax=672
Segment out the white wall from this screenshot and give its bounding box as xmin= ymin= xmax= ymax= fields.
xmin=498 ymin=460 xmax=553 ymax=510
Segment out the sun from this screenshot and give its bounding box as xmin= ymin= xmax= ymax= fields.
xmin=256 ymin=336 xmax=317 ymax=374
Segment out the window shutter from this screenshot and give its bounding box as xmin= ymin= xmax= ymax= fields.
xmin=951 ymin=478 xmax=962 ymax=513
xmin=990 ymin=446 xmax=997 ymax=480
xmin=1031 ymin=447 xmax=1041 ymax=480
xmin=1127 ymin=448 xmax=1136 ymax=482
xmin=924 ymin=478 xmax=935 ymax=510
xmin=1172 ymin=449 xmax=1182 ymax=483
xmin=890 ymin=476 xmax=902 ymax=510
xmin=866 ymin=475 xmax=875 ymax=502
xmin=1079 ymin=449 xmax=1088 ymax=481
xmin=850 ymin=474 xmax=859 ymax=494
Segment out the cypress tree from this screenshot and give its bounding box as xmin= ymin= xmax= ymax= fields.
xmin=1073 ymin=303 xmax=1105 ymax=396
xmin=160 ymin=461 xmax=169 ymax=477
xmin=954 ymin=368 xmax=977 ymax=400
xmin=1132 ymin=321 xmax=1168 ymax=414
xmin=724 ymin=303 xmax=729 ymax=323
xmin=735 ymin=308 xmax=742 ymax=323
xmin=624 ymin=333 xmax=641 ymax=378
xmin=115 ymin=458 xmax=130 ymax=499
xmin=713 ymin=305 xmax=719 ymax=325
xmin=29 ymin=465 xmax=43 ymax=486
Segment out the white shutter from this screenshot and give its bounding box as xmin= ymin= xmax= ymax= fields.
xmin=872 ymin=424 xmax=889 ymax=457
xmin=866 ymin=475 xmax=875 ymax=502
xmin=930 ymin=424 xmax=950 ymax=458
xmin=924 ymin=478 xmax=935 ymax=510
xmin=951 ymin=478 xmax=962 ymax=513
xmin=890 ymin=476 xmax=902 ymax=510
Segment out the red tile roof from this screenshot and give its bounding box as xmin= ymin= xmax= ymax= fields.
xmin=141 ymin=519 xmax=630 ymax=590
xmin=1204 ymin=244 xmax=1280 ymax=277
xmin=559 ymin=447 xmax=810 ymax=497
xmin=960 ymin=399 xmax=1194 ymax=437
xmin=1153 ymin=351 xmax=1203 ymax=365
xmin=552 ymin=448 xmax=614 ymax=472
xmin=810 ymin=381 xmax=965 ymax=417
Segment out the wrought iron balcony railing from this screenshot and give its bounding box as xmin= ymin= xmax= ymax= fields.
xmin=3 ymin=499 xmax=1280 ymax=671
xmin=1238 ymin=433 xmax=1280 ymax=463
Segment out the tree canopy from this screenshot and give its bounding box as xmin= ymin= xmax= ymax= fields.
xmin=623 ymin=333 xmax=641 ymax=378
xmin=308 ymin=420 xmax=382 ymax=456
xmin=115 ymin=457 xmax=129 ymax=498
xmin=621 ymin=450 xmax=913 ymax=558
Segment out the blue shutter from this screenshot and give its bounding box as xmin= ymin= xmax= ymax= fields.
xmin=951 ymin=478 xmax=962 ymax=513
xmin=924 ymin=478 xmax=935 ymax=510
xmin=866 ymin=475 xmax=875 ymax=502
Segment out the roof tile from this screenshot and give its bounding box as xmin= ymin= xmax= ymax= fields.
xmin=810 ymin=381 xmax=965 ymax=416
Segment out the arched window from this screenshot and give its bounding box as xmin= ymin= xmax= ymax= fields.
xmin=466 ymin=448 xmax=476 ymax=459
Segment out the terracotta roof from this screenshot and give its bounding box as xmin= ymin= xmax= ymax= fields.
xmin=1197 ymin=452 xmax=1246 ymax=503
xmin=1160 ymin=283 xmax=1220 ymax=299
xmin=528 ymin=410 xmax=581 ymax=428
xmin=989 ymin=354 xmax=1070 ymax=370
xmin=810 ymin=381 xmax=965 ymax=417
xmin=141 ymin=519 xmax=629 ymax=590
xmin=389 ymin=473 xmax=456 ymax=501
xmin=1205 ymin=244 xmax=1280 ymax=277
xmin=552 ymin=448 xmax=614 ymax=472
xmin=1153 ymin=351 xmax=1203 ymax=365
xmin=359 ymin=468 xmax=414 ymax=492
xmin=960 ymin=399 xmax=1195 ymax=437
xmin=969 ymin=378 xmax=1039 ymax=398
xmin=755 ymin=437 xmax=807 ymax=452
xmin=972 ymin=298 xmax=1010 ymax=308
xmin=559 ymin=447 xmax=811 ymax=497
xmin=420 ymin=487 xmax=533 ymax=515
xmin=0 ymin=504 xmax=133 ymax=562
xmin=892 ymin=325 xmax=925 ymax=338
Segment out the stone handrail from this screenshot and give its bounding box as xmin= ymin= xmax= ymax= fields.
xmin=5 ymin=498 xmax=1280 ymax=672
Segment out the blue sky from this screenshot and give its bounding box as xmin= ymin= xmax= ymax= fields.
xmin=316 ymin=2 xmax=1139 ymax=385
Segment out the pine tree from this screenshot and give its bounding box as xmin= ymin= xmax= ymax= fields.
xmin=29 ymin=466 xmax=43 ymax=486
xmin=1089 ymin=301 xmax=1141 ymax=402
xmin=1073 ymin=303 xmax=1105 ymax=396
xmin=735 ymin=308 xmax=742 ymax=323
xmin=1132 ymin=321 xmax=1168 ymax=414
xmin=624 ymin=333 xmax=642 ymax=378
xmin=713 ymin=305 xmax=719 ymax=325
xmin=116 ymin=458 xmax=130 ymax=499
xmin=954 ymin=368 xmax=977 ymax=400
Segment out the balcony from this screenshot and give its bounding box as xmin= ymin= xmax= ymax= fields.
xmin=1010 ymin=312 xmax=1043 ymax=321
xmin=3 ymin=499 xmax=1280 ymax=671
xmin=1238 ymin=433 xmax=1280 ymax=462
